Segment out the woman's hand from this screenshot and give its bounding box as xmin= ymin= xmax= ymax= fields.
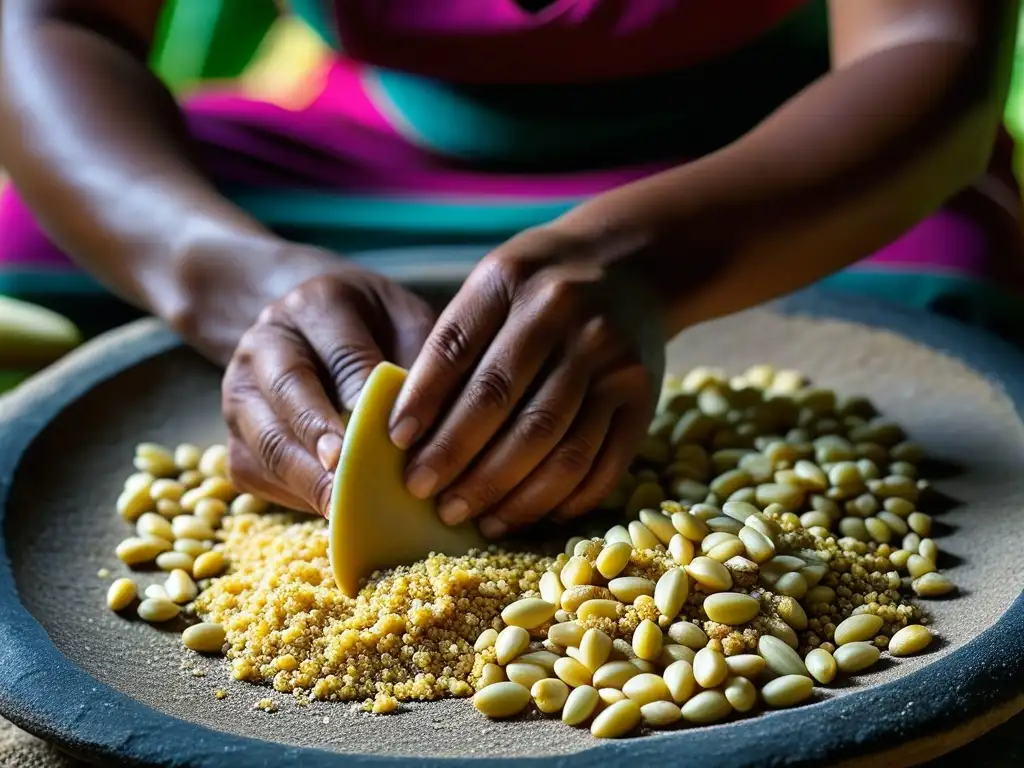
xmin=388 ymin=225 xmax=666 ymax=538
xmin=223 ymin=264 xmax=436 ymax=516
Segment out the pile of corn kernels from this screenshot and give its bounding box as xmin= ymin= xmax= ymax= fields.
xmin=102 ymin=364 xmax=955 ymax=735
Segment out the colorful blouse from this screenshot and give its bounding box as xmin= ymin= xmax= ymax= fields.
xmin=0 ymin=0 xmax=1020 ymax=342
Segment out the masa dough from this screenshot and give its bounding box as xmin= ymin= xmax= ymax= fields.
xmin=328 ymin=362 xmax=486 ymax=597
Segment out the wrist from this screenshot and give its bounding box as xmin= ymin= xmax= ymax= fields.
xmin=161 ymin=234 xmax=337 ymax=363
xmin=549 ymin=202 xmax=681 ymax=335
xmin=553 ymin=165 xmax=741 ymax=337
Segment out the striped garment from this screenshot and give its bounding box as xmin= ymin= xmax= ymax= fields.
xmin=1 ymin=0 xmax=1022 ymax=341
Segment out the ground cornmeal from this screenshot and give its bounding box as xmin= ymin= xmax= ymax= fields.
xmin=107 ymin=363 xmax=949 ymax=729
xmin=194 ymin=513 xmax=554 ymax=704
xmin=195 ymin=504 xmax=922 ymax=711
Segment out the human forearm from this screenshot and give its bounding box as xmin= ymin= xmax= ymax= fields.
xmin=0 ymin=2 xmax=297 ymax=357
xmin=556 ymin=3 xmax=1016 ymax=336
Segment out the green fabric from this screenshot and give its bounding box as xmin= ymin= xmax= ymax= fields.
xmin=150 ymin=0 xmax=278 ymax=91
xmin=1007 ymin=10 xmax=1024 ymax=186
xmin=371 ymin=1 xmax=829 ymax=164
xmin=0 ymin=371 xmax=31 ymax=395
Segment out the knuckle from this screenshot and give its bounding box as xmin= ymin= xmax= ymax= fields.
xmin=323 ymin=342 xmax=379 ymax=387
xmin=264 ymin=363 xmax=334 ymax=444
xmin=460 ymin=476 xmax=506 ymax=511
xmin=420 ymin=433 xmax=460 ymax=474
xmin=256 ymin=302 xmax=284 ymax=328
xmin=553 ymin=435 xmax=596 ymax=476
xmin=221 ymin=368 xmax=254 ymax=435
xmin=266 ymin=365 xmax=308 ymax=403
xmin=465 ymin=367 xmax=514 ymax=413
xmin=222 ymin=403 xmax=242 ymax=437
xmin=515 ymin=405 xmax=564 ymax=445
xmin=533 ymin=277 xmax=582 ymax=318
xmin=226 ymin=439 xmax=258 ymax=492
xmin=580 ymin=316 xmax=619 ymax=355
xmin=291 ymin=406 xmax=329 ymax=448
xmin=255 ymin=424 xmax=291 ymax=477
xmin=425 ymin=321 xmax=473 ymax=370
xmin=476 ymin=250 xmax=526 ymax=301
xmin=231 ymin=330 xmax=260 ymax=366
xmin=311 ymin=471 xmax=335 ymax=515
xmin=282 ymin=277 xmax=337 ymax=312
xmin=280 ymin=290 xmax=306 ymax=316
xmin=538 ymin=277 xmax=572 ymax=307
xmin=479 ymin=249 xmax=518 ymax=283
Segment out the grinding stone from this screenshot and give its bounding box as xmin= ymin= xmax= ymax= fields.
xmin=0 ymin=289 xmax=1022 ymax=768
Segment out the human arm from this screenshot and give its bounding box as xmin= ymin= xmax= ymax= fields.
xmin=0 ymin=1 xmax=437 ymax=514
xmin=387 ymin=0 xmax=1017 ymax=535
xmin=556 ymin=0 xmax=1019 ymax=334
xmin=0 ymin=0 xmax=299 ymax=359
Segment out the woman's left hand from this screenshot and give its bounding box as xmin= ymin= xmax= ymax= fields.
xmin=388 ymin=225 xmax=666 ymax=538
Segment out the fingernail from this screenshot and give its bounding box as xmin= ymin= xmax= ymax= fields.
xmin=316 ymin=433 xmax=343 ymax=471
xmin=390 ymin=416 xmax=420 ymax=450
xmin=438 ymin=497 xmax=471 ymax=526
xmin=406 ymin=465 xmax=438 ymax=499
xmin=479 ymin=517 xmax=507 ymax=539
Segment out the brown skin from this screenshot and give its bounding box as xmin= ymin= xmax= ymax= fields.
xmin=391 ymin=0 xmax=1019 ymax=536
xmin=0 ymin=0 xmax=1017 ymax=531
xmin=0 ymin=0 xmax=437 ymax=512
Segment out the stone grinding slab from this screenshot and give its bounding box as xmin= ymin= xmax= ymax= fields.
xmin=0 ymin=289 xmax=1022 ymax=768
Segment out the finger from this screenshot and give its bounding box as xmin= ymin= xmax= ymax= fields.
xmin=226 ymin=375 xmax=336 ymax=516
xmin=403 ymin=286 xmax=580 ymax=501
xmin=434 ymin=317 xmax=623 ymax=525
xmin=246 ymin=323 xmax=347 ymax=471
xmin=434 ymin=359 xmax=588 ymax=525
xmin=556 ymin=400 xmax=650 ymax=521
xmin=280 ymin=289 xmax=384 ymax=413
xmin=223 ymin=364 xmax=313 ymax=512
xmin=227 ymin=436 xmax=309 ymax=512
xmin=392 ymin=296 xmax=438 ymax=370
xmin=475 ymin=387 xmax=619 ymax=538
xmin=388 ymin=257 xmax=511 ymax=451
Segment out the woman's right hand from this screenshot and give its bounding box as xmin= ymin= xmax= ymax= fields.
xmin=221 ymin=263 xmax=437 ymax=516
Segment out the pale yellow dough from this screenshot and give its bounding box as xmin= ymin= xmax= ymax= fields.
xmin=328 ymin=362 xmax=486 ymax=597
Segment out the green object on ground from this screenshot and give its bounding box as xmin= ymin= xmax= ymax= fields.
xmin=0 ymin=370 xmax=30 ymax=395
xmin=151 ymin=0 xmax=279 ymax=92
xmin=1005 ymin=11 xmax=1024 ymax=186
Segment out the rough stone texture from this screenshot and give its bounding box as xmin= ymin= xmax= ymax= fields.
xmin=0 ymin=294 xmax=1022 ymax=766
xmin=0 ymin=718 xmax=81 ymax=768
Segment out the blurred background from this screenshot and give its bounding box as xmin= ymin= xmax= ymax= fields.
xmin=3 ymin=0 xmax=1024 ymax=390
xmin=148 ymin=0 xmax=1024 ymax=184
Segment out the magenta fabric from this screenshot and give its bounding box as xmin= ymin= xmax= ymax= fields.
xmin=1 ymin=0 xmax=1021 ymax=343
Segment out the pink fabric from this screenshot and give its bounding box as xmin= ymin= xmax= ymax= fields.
xmin=0 ymin=57 xmax=671 ymax=272
xmin=0 ymin=189 xmax=69 ymax=270
xmin=866 ymin=210 xmax=1012 ymax=277
xmin=183 ymin=60 xmax=674 ymax=196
